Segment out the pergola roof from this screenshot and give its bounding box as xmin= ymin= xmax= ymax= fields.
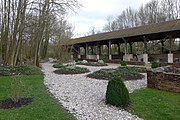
xmin=65 ymin=19 xmax=180 ymax=46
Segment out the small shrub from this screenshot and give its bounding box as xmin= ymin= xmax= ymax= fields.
xmin=76 ymin=61 xmax=83 ymax=64
xmin=120 ymin=61 xmax=127 ymax=66
xmin=106 ymin=77 xmax=130 ymax=108
xmin=82 ymin=60 xmax=88 ymax=64
xmin=52 ymin=64 xmax=66 ymax=68
xmin=9 ymin=76 xmax=28 ymax=102
xmin=98 ymin=60 xmax=104 ymax=64
xmin=151 ymin=61 xmax=160 ymax=68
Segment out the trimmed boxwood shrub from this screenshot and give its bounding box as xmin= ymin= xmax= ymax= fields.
xmin=106 ymin=77 xmax=130 ymax=108
xmin=151 ymin=61 xmax=160 ymax=68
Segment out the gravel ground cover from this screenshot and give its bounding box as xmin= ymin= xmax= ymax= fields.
xmin=42 ymin=62 xmax=147 ymax=120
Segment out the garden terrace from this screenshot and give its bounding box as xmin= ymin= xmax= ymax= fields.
xmin=65 ymin=19 xmax=180 ymax=64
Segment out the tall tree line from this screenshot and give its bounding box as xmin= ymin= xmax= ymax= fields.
xmin=103 ymin=0 xmax=180 ymax=32
xmin=0 ymin=0 xmax=80 ymax=66
xmin=101 ymin=0 xmax=180 ymax=54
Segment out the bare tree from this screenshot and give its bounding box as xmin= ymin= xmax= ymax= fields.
xmin=0 ymin=0 xmax=81 ymax=66
xmin=103 ymin=16 xmax=118 ymax=32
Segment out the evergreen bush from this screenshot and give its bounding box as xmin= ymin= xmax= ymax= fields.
xmin=98 ymin=60 xmax=104 ymax=64
xmin=120 ymin=60 xmax=127 ymax=66
xmin=106 ymin=77 xmax=130 ymax=108
xmin=151 ymin=61 xmax=160 ymax=68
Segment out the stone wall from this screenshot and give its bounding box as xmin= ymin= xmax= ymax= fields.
xmin=147 ymin=71 xmax=180 ymax=93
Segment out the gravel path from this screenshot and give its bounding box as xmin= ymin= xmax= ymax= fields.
xmin=42 ymin=62 xmax=147 ymax=120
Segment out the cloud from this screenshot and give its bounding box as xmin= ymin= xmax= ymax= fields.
xmin=69 ymin=0 xmax=151 ymax=38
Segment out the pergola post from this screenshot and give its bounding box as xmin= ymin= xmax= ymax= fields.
xmin=168 ymin=36 xmax=173 ymax=63
xmin=129 ymin=42 xmax=133 ymax=54
xmin=117 ymin=43 xmax=121 ymax=55
xmin=98 ymin=45 xmax=101 ymax=55
xmin=108 ymin=41 xmax=112 ymax=60
xmin=123 ymin=40 xmax=128 ymax=61
xmin=77 ymin=46 xmax=81 ymax=59
xmin=71 ymin=45 xmax=74 ymax=60
xmin=161 ymin=40 xmax=165 ymax=54
xmin=96 ymin=45 xmax=100 ymax=60
xmin=143 ymin=37 xmax=148 ymax=64
xmin=85 ymin=44 xmax=88 ymax=59
xmin=91 ymin=46 xmax=94 ymax=55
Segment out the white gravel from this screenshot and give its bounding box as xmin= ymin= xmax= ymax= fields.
xmin=42 ymin=62 xmax=147 ymax=120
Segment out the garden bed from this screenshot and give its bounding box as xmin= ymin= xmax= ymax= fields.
xmin=0 ymin=98 xmax=32 ymax=109
xmin=76 ymin=60 xmax=107 ymax=66
xmin=0 ymin=66 xmax=43 ymax=76
xmin=76 ymin=62 xmax=107 ymax=66
xmin=87 ymin=66 xmax=146 ymax=80
xmin=53 ymin=64 xmax=90 ymax=74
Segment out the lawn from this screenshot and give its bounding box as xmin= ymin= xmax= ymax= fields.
xmin=130 ymin=88 xmax=180 ymax=120
xmin=0 ymin=75 xmax=74 ymax=120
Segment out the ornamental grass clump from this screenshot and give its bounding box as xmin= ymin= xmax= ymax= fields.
xmin=9 ymin=76 xmax=27 ymax=102
xmin=106 ymin=77 xmax=130 ymax=108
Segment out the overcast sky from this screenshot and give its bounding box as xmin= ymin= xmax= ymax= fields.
xmin=68 ymin=0 xmax=152 ymax=38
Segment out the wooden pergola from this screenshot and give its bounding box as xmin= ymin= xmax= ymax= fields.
xmin=65 ymin=19 xmax=180 ymax=64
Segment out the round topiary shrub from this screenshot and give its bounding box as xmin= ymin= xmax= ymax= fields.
xmin=106 ymin=77 xmax=130 ymax=108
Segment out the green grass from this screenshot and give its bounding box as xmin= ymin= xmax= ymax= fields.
xmin=0 ymin=75 xmax=74 ymax=120
xmin=130 ymin=88 xmax=180 ymax=120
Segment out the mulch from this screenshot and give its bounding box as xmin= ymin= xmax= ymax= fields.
xmin=0 ymin=98 xmax=32 ymax=109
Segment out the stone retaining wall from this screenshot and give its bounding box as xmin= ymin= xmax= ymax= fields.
xmin=147 ymin=71 xmax=180 ymax=93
